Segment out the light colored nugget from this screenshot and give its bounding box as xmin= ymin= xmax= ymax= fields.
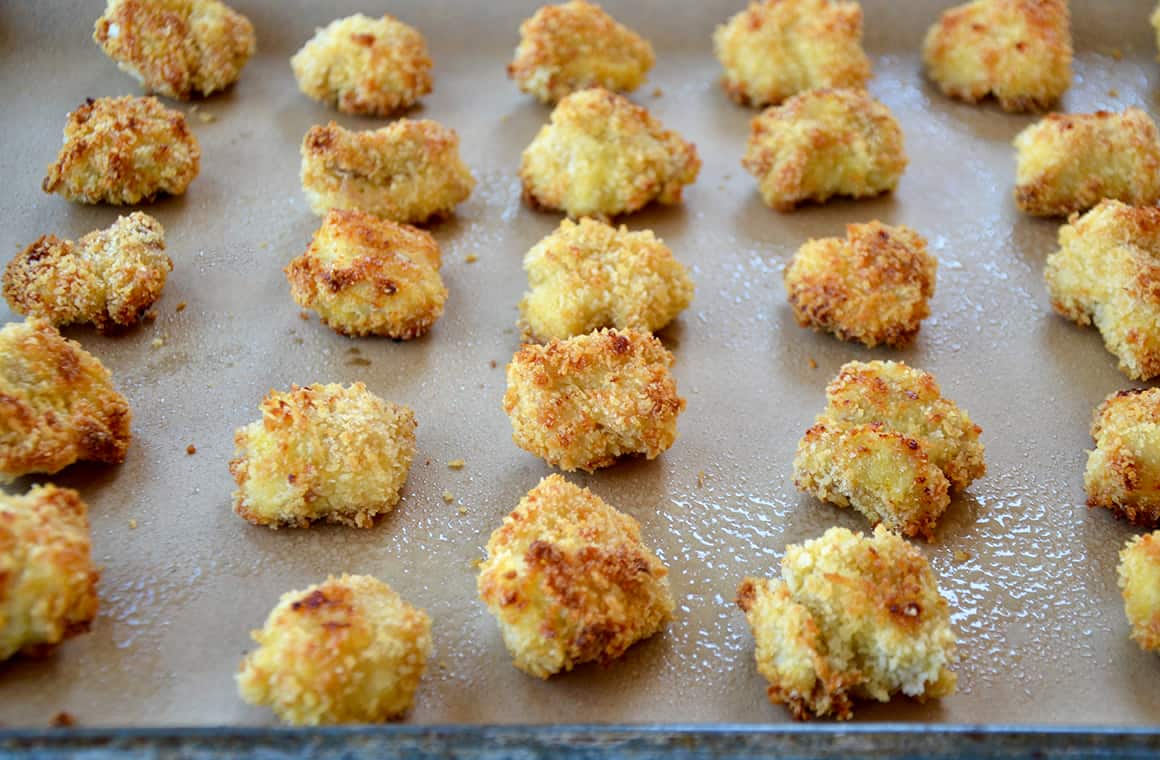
xmin=785 ymin=221 xmax=936 ymax=348
xmin=0 ymin=319 xmax=132 ymax=483
xmin=713 ymin=0 xmax=871 ymax=108
xmin=1045 ymin=201 xmax=1160 ymax=381
xmin=509 ymin=0 xmax=654 ymax=104
xmin=291 ymin=14 xmax=432 ymax=117
xmin=1086 ymin=388 xmax=1160 ymax=527
xmin=519 ymin=218 xmax=693 ymax=342
xmin=503 ymin=328 xmax=685 ymax=472
xmin=237 ymin=574 xmax=431 ymax=725
xmin=301 ymin=120 xmax=475 ymax=225
xmin=742 ymin=88 xmax=907 ymax=212
xmin=736 ymin=525 xmax=957 ymax=721
xmin=1119 ymin=531 xmax=1160 ymax=653
xmin=93 ymin=0 xmax=256 ymax=100
xmin=477 ymin=474 xmax=674 ymax=678
xmin=229 ymin=383 xmax=417 ymax=529
xmin=42 ymin=96 xmax=200 ymax=206
xmin=520 ymin=87 xmax=700 ymax=221
xmin=286 ymin=209 xmax=446 ymax=339
xmin=922 ymin=0 xmax=1071 ymax=113
xmin=1014 ymin=109 xmax=1160 ymax=217
xmin=4 ymin=213 xmax=171 ymax=332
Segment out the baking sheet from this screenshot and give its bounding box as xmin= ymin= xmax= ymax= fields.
xmin=0 ymin=0 xmax=1157 ymax=728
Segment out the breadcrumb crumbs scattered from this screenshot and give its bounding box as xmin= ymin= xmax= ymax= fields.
xmin=128 ymin=519 xmax=138 ymax=530
xmin=176 ymin=302 xmax=187 ymax=312
xmin=438 ymin=659 xmax=449 ymax=670
xmin=144 ymin=309 xmax=158 ymax=322
xmin=448 ymin=459 xmax=465 ymax=470
xmin=469 ymin=557 xmax=484 ymax=569
xmin=50 ymin=712 xmax=76 ymax=728
xmin=954 ymin=550 xmax=972 ymax=562
xmin=809 ymin=358 xmax=818 ymax=369
xmin=652 ymin=87 xmax=663 ymax=97
xmin=1108 ymin=88 xmax=1119 ymax=98
xmin=457 ymin=506 xmax=467 ymax=516
xmin=697 ymin=470 xmax=706 ymax=488
xmin=1111 ymin=48 xmax=1123 ymax=60
xmin=197 ymin=111 xmax=216 ymax=124
xmin=425 ymin=458 xmax=431 ymax=466
xmin=489 ymin=360 xmax=497 ymax=369
xmin=442 ymin=490 xmax=454 ymax=503
xmin=150 ymin=337 xmax=164 ymax=348
xmin=260 ymin=242 xmax=269 ymax=250
xmin=465 ymin=254 xmax=479 ymax=263
xmin=298 ymin=311 xmax=311 ymax=321
xmin=186 ymin=444 xmax=197 ymax=455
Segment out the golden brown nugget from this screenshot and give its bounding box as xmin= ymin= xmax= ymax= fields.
xmin=0 ymin=319 xmax=132 ymax=483
xmin=1014 ymin=109 xmax=1160 ymax=217
xmin=1045 ymin=201 xmax=1160 ymax=381
xmin=42 ymin=96 xmax=200 ymax=206
xmin=503 ymin=328 xmax=685 ymax=472
xmin=785 ymin=222 xmax=936 ymax=348
xmin=1119 ymin=531 xmax=1160 ymax=653
xmin=237 ymin=574 xmax=431 ymax=725
xmin=736 ymin=526 xmax=957 ymax=721
xmin=477 ymin=474 xmax=674 ymax=678
xmin=93 ymin=0 xmax=256 ymax=100
xmin=519 ymin=88 xmax=700 ymax=220
xmin=509 ymin=1 xmax=655 ymax=104
xmin=922 ymin=0 xmax=1071 ymax=113
xmin=286 ymin=209 xmax=446 ymax=339
xmin=229 ymin=383 xmax=417 ymax=528
xmin=291 ymin=14 xmax=432 ymax=117
xmin=742 ymin=88 xmax=906 ymax=212
xmin=519 ymin=218 xmax=693 ymax=342
xmin=713 ymin=0 xmax=871 ymax=108
xmin=1086 ymin=388 xmax=1160 ymax=526
xmin=300 ymin=120 xmax=475 ymax=224
xmin=4 ymin=213 xmax=171 ymax=332
xmin=0 ymin=485 xmax=100 ymax=662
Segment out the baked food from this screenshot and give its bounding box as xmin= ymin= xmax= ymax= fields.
xmin=1085 ymin=388 xmax=1160 ymax=526
xmin=1119 ymin=531 xmax=1160 ymax=653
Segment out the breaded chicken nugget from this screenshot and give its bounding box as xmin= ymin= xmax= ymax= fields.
xmin=509 ymin=1 xmax=655 ymax=104
xmin=286 ymin=210 xmax=446 ymax=339
xmin=93 ymin=0 xmax=256 ymax=100
xmin=301 ymin=120 xmax=475 ymax=225
xmin=1045 ymin=201 xmax=1160 ymax=381
xmin=785 ymin=222 xmax=936 ymax=348
xmin=42 ymin=96 xmax=200 ymax=206
xmin=229 ymin=383 xmax=416 ymax=528
xmin=478 ymin=474 xmax=674 ymax=678
xmin=742 ymin=88 xmax=907 ymax=212
xmin=1014 ymin=109 xmax=1160 ymax=217
xmin=1119 ymin=531 xmax=1160 ymax=653
xmin=736 ymin=525 xmax=957 ymax=720
xmin=0 ymin=319 xmax=132 ymax=483
xmin=503 ymin=328 xmax=685 ymax=472
xmin=4 ymin=213 xmax=171 ymax=332
xmin=291 ymin=14 xmax=432 ymax=117
xmin=519 ymin=218 xmax=693 ymax=342
xmin=237 ymin=574 xmax=431 ymax=725
xmin=1086 ymin=388 xmax=1160 ymax=526
xmin=713 ymin=0 xmax=872 ymax=108
xmin=922 ymin=0 xmax=1071 ymax=113
xmin=519 ymin=88 xmax=700 ymax=221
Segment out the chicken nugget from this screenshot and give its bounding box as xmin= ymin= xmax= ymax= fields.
xmin=519 ymin=218 xmax=693 ymax=342
xmin=742 ymin=88 xmax=906 ymax=212
xmin=1086 ymin=388 xmax=1160 ymax=526
xmin=229 ymin=383 xmax=416 ymax=528
xmin=519 ymin=87 xmax=700 ymax=220
xmin=237 ymin=574 xmax=431 ymax=725
xmin=736 ymin=525 xmax=957 ymax=720
xmin=1119 ymin=531 xmax=1160 ymax=653
xmin=477 ymin=474 xmax=674 ymax=678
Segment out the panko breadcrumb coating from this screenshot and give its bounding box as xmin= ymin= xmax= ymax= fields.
xmin=742 ymin=88 xmax=907 ymax=212
xmin=736 ymin=526 xmax=957 ymax=720
xmin=42 ymin=96 xmax=200 ymax=206
xmin=291 ymin=14 xmax=432 ymax=117
xmin=509 ymin=1 xmax=655 ymax=104
xmin=922 ymin=0 xmax=1071 ymax=113
xmin=229 ymin=383 xmax=417 ymax=528
xmin=1045 ymin=201 xmax=1160 ymax=381
xmin=785 ymin=222 xmax=936 ymax=348
xmin=286 ymin=209 xmax=446 ymax=339
xmin=1086 ymin=388 xmax=1160 ymax=526
xmin=301 ymin=120 xmax=475 ymax=225
xmin=4 ymin=213 xmax=171 ymax=332
xmin=519 ymin=218 xmax=693 ymax=342
xmin=503 ymin=328 xmax=685 ymax=472
xmin=0 ymin=485 xmax=100 ymax=662
xmin=0 ymin=319 xmax=132 ymax=483
xmin=1119 ymin=531 xmax=1160 ymax=653
xmin=793 ymin=360 xmax=985 ymax=540
xmin=93 ymin=0 xmax=256 ymax=100
xmin=519 ymin=88 xmax=700 ymax=221
xmin=237 ymin=574 xmax=431 ymax=725
xmin=713 ymin=0 xmax=872 ymax=108
xmin=1014 ymin=108 xmax=1160 ymax=217
xmin=477 ymin=474 xmax=674 ymax=678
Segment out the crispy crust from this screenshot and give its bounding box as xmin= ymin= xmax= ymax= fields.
xmin=1086 ymin=388 xmax=1160 ymax=526
xmin=1118 ymin=531 xmax=1160 ymax=652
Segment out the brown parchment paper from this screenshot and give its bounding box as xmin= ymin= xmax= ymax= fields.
xmin=0 ymin=0 xmax=1157 ymax=728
